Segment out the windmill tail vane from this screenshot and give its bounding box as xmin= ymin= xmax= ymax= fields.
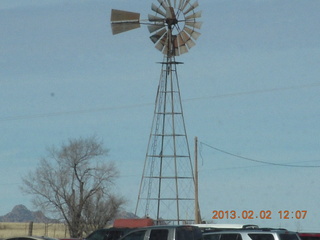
xmin=111 ymin=0 xmax=202 ymax=56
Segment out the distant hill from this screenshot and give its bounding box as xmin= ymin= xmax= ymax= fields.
xmin=0 ymin=204 xmax=138 ymax=223
xmin=0 ymin=204 xmax=59 ymax=223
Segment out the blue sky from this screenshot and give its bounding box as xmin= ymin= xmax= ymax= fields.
xmin=1 ymin=0 xmax=320 ymax=232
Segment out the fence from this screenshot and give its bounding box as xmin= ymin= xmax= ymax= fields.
xmin=0 ymin=222 xmax=70 ymax=239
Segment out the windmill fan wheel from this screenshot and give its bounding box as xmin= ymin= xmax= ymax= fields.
xmin=111 ymin=0 xmax=202 ymax=56
xmin=148 ymin=0 xmax=202 ymax=56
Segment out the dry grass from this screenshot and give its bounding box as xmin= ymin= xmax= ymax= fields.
xmin=0 ymin=222 xmax=70 ymax=239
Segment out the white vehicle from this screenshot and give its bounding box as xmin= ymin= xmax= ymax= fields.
xmin=191 ymin=224 xmax=259 ymax=232
xmin=118 ymin=225 xmax=202 ymax=240
xmin=203 ymin=228 xmax=301 ymax=240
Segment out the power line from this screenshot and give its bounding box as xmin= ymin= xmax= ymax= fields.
xmin=1 ymin=82 xmax=320 ymax=122
xmin=0 ymin=102 xmax=153 ymax=122
xmin=200 ymin=141 xmax=320 ymax=168
xmin=184 ymin=82 xmax=320 ymax=102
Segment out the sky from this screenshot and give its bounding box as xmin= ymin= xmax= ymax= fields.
xmin=1 ymin=0 xmax=320 ymax=232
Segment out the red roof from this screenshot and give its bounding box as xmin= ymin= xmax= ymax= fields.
xmin=299 ymin=233 xmax=320 ymax=237
xmin=113 ymin=218 xmax=154 ymax=228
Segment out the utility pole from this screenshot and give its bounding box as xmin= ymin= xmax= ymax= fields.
xmin=194 ymin=136 xmax=201 ymax=223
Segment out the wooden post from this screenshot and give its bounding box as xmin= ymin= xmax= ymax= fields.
xmin=194 ymin=136 xmax=201 ymax=223
xmin=28 ymin=221 xmax=33 ymax=236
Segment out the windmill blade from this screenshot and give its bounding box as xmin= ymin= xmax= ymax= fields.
xmin=174 ymin=33 xmax=185 ymax=47
xmin=183 ymin=1 xmax=199 ymax=15
xmin=183 ymin=26 xmax=201 ymax=40
xmin=179 ymin=44 xmax=188 ymax=54
xmin=179 ymin=30 xmax=189 ymax=44
xmin=180 ymin=31 xmax=196 ymax=49
xmin=185 ymin=10 xmax=202 ymax=20
xmin=155 ymin=33 xmax=168 ymax=52
xmin=162 ymin=45 xmax=168 ymax=55
xmin=111 ymin=9 xmax=140 ymax=22
xmin=148 ymin=14 xmax=165 ymax=22
xmin=158 ymin=0 xmax=169 ymax=10
xmin=151 ymin=3 xmax=166 ymax=17
xmin=174 ymin=34 xmax=189 ymax=55
xmin=174 ymin=0 xmax=177 ymax=8
xmin=148 ymin=24 xmax=166 ymax=34
xmin=150 ymin=28 xmax=167 ymax=44
xmin=185 ymin=21 xmax=202 ymax=29
xmin=175 ymin=42 xmax=189 ymax=55
xmin=178 ymin=0 xmax=189 ymax=10
xmin=178 ymin=0 xmax=185 ymax=10
xmin=180 ymin=0 xmax=191 ymax=12
xmin=185 ymin=38 xmax=196 ymax=49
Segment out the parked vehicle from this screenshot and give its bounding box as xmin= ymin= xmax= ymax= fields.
xmin=203 ymin=228 xmax=300 ymax=240
xmin=85 ymin=227 xmax=133 ymax=240
xmin=118 ymin=225 xmax=203 ymax=240
xmin=84 ymin=218 xmax=155 ymax=240
xmin=5 ymin=236 xmax=59 ymax=240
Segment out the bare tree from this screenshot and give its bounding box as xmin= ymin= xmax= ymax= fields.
xmin=21 ymin=136 xmax=125 ymax=238
xmin=82 ymin=191 xmax=125 ymax=235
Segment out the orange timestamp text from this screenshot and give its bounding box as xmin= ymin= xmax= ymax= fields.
xmin=212 ymin=210 xmax=307 ymax=220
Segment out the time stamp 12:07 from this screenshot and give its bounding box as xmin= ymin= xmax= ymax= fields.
xmin=212 ymin=210 xmax=308 ymax=220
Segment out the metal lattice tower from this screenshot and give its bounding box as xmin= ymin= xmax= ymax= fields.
xmin=135 ymin=56 xmax=195 ymax=225
xmin=110 ymin=0 xmax=202 ymax=224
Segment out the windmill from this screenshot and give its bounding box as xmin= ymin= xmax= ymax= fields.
xmin=111 ymin=0 xmax=202 ymax=225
